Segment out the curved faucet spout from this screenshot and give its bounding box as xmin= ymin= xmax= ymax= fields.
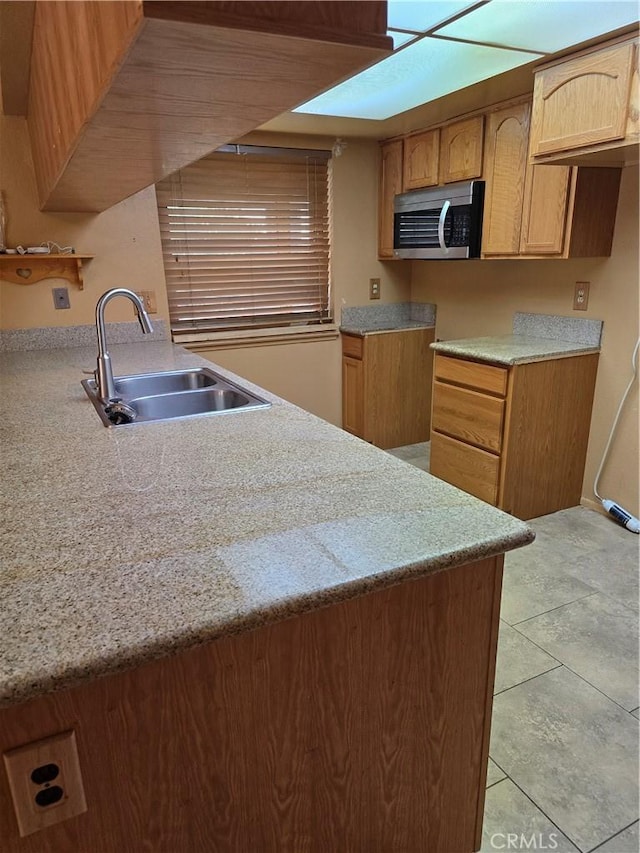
xmin=95 ymin=288 xmax=153 ymax=402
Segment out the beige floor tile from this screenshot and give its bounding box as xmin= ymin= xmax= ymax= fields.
xmin=490 ymin=667 xmax=639 ymax=852
xmin=517 ymin=593 xmax=639 ymax=710
xmin=494 ymin=621 xmax=560 ymax=695
xmin=595 ymin=821 xmax=639 ymax=853
xmin=481 ymin=779 xmax=579 ymax=852
xmin=486 ymin=758 xmax=507 ymax=788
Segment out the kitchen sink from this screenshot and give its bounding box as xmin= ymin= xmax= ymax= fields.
xmin=81 ymin=367 xmax=270 ymax=427
xmin=112 ymin=368 xmax=218 ymax=398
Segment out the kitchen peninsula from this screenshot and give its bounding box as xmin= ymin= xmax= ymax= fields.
xmin=0 ymin=337 xmax=533 ymax=852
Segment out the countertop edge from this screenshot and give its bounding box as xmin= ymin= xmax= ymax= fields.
xmin=0 ymin=525 xmax=533 ymax=710
xmin=431 ymin=338 xmax=600 ymax=366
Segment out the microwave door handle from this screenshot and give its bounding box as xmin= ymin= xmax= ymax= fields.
xmin=437 ymin=199 xmax=451 ymax=254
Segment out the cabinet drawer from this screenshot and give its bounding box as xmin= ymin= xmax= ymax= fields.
xmin=430 ymin=431 xmax=500 ymax=505
xmin=432 ymin=381 xmax=505 ymax=452
xmin=342 ymin=334 xmax=363 ymax=359
xmin=434 ymin=355 xmax=508 ymax=396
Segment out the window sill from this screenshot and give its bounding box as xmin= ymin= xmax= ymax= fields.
xmin=177 ymin=324 xmax=339 ymax=352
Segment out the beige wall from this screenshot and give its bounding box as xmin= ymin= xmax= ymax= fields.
xmin=411 ymin=166 xmax=640 ymax=517
xmin=0 ymin=115 xmax=170 ymax=329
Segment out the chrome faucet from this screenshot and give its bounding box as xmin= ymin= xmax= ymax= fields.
xmin=94 ymin=288 xmax=153 ymax=401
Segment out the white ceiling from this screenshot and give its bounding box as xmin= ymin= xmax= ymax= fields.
xmin=295 ymin=0 xmax=640 ymax=121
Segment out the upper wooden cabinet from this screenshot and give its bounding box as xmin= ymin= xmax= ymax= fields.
xmin=529 ymin=36 xmax=639 ymax=167
xmin=378 ymin=139 xmax=404 ymax=259
xmin=26 ymin=1 xmax=392 ymax=212
xmin=482 ymin=99 xmax=622 ymax=259
xmin=403 ymin=129 xmax=440 ymax=190
xmin=439 ymin=116 xmax=484 ymax=183
xmin=482 ymin=102 xmax=531 ymax=255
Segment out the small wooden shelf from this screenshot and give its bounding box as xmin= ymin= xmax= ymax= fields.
xmin=0 ymin=254 xmax=93 ymax=288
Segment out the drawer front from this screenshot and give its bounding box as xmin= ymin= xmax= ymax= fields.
xmin=430 ymin=431 xmax=500 ymax=505
xmin=342 ymin=334 xmax=363 ymax=359
xmin=435 ymin=355 xmax=508 ymax=396
xmin=432 ymin=381 xmax=505 ymax=453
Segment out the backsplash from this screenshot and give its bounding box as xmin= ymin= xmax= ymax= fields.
xmin=513 ymin=312 xmax=603 ymax=346
xmin=341 ymin=302 xmax=436 ymax=332
xmin=0 ymin=320 xmax=169 ymax=352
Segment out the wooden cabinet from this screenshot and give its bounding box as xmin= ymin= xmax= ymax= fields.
xmin=341 ymin=327 xmax=435 ymax=449
xmin=403 ymin=128 xmax=440 ymax=190
xmin=430 ymin=352 xmax=599 ymax=519
xmin=25 ymin=1 xmax=392 ymax=211
xmin=529 ymin=36 xmax=639 ymax=167
xmin=482 ymin=99 xmax=622 ymax=258
xmin=481 ymin=101 xmax=531 ymax=255
xmin=378 ymin=139 xmax=404 ymax=259
xmin=401 ymin=116 xmax=483 ymax=191
xmin=440 ymin=115 xmax=484 ymax=183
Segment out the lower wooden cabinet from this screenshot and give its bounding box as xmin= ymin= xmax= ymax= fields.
xmin=430 ymin=352 xmax=599 ymax=519
xmin=341 ymin=327 xmax=435 ymax=449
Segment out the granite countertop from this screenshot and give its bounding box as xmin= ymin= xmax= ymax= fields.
xmin=431 ymin=335 xmax=600 ymax=366
xmin=341 ymin=320 xmax=435 ymax=335
xmin=0 ymin=341 xmax=533 ymax=709
xmin=339 ymin=301 xmax=436 ymax=335
xmin=431 ymin=313 xmax=603 ymax=366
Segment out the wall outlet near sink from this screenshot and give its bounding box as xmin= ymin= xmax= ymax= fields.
xmin=369 ymin=278 xmax=381 ymax=300
xmin=135 ymin=290 xmax=157 ymax=314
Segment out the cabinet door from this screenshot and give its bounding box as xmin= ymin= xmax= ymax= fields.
xmin=440 ymin=116 xmax=484 ymax=183
xmin=519 ymin=164 xmax=571 ymax=255
xmin=403 ymin=128 xmax=440 ymax=190
xmin=342 ymin=356 xmax=365 ymax=437
xmin=481 ymin=102 xmax=530 ymax=256
xmin=530 ymin=40 xmax=635 ymax=156
xmin=378 ymin=139 xmax=403 ymax=258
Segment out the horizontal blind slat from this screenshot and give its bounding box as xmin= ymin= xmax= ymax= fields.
xmin=157 ymin=146 xmax=330 ymax=333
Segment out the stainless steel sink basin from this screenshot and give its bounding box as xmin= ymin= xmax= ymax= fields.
xmin=130 ymin=389 xmax=254 ymax=422
xmin=82 ymin=367 xmax=270 ymax=427
xmin=113 ymin=368 xmax=218 ymax=398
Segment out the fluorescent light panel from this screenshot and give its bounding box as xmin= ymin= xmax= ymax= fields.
xmin=294 ymin=0 xmax=639 ymax=121
xmin=295 ymin=38 xmax=540 ymax=120
xmin=436 ymin=0 xmax=640 ymax=53
xmin=387 ymin=0 xmax=481 ymax=32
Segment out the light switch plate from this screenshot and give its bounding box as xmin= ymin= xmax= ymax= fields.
xmin=3 ymin=730 xmax=87 ymax=837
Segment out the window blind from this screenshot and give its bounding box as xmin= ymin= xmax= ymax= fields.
xmin=156 ymin=146 xmax=331 ymax=336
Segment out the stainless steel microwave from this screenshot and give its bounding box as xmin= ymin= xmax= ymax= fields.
xmin=393 ymin=180 xmax=485 ymax=259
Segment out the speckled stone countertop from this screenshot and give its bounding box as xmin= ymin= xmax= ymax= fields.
xmin=0 ymin=341 xmax=533 ymax=709
xmin=431 ymin=335 xmax=600 ymax=365
xmin=340 ymin=302 xmax=436 ymax=335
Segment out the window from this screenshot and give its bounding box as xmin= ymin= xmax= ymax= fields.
xmin=156 ymin=145 xmax=331 ymax=339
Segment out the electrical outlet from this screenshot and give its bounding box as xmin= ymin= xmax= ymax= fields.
xmin=369 ymin=278 xmax=381 ymax=300
xmin=52 ymin=287 xmax=70 ymax=310
xmin=3 ymin=731 xmax=87 ymax=837
xmin=135 ymin=290 xmax=157 ymax=314
xmin=573 ymin=281 xmax=590 ymax=311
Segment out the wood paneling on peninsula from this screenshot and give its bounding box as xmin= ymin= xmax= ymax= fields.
xmin=0 ymin=557 xmax=503 ymax=853
xmin=26 ymin=1 xmax=391 ymax=212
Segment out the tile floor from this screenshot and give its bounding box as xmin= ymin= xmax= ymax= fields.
xmin=387 ymin=442 xmax=639 ymax=853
